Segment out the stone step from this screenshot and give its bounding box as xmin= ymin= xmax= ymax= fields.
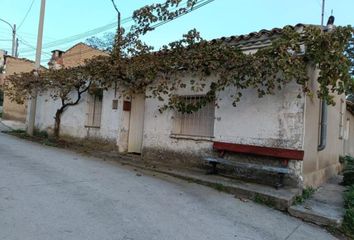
xmin=288 ymin=201 xmax=343 ymax=227
xmin=288 ymin=176 xmax=345 ymax=227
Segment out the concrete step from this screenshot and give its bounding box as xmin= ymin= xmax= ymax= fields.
xmin=61 ymin=151 xmax=302 ymax=211
xmin=288 ymin=176 xmax=345 ymax=227
xmin=145 ymin=167 xmax=302 ymax=211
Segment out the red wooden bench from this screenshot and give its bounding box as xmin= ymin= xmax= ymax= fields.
xmin=204 ymin=141 xmax=304 ymax=189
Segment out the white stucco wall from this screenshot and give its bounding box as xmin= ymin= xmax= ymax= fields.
xmin=214 ymin=82 xmax=305 ymax=149
xmin=301 ymin=67 xmax=347 ymax=187
xmin=33 ymin=88 xmax=121 ymax=140
xmin=142 ymin=75 xmax=305 ymax=164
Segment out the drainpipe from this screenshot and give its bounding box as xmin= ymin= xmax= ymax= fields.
xmin=318 ymin=100 xmax=327 ymax=151
xmin=317 ymin=15 xmax=334 ymax=151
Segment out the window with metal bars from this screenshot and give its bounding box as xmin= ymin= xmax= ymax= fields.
xmin=172 ymin=95 xmax=215 ymax=137
xmin=85 ymin=92 xmax=103 ymax=128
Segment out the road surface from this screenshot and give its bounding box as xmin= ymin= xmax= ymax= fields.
xmin=0 ymin=131 xmax=336 ymax=240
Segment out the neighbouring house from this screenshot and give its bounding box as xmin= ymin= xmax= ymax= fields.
xmin=34 ymin=43 xmax=119 ymax=139
xmin=1 ymin=56 xmax=45 ymax=122
xmin=31 ymin=25 xmax=354 ymax=188
xmin=0 ymin=50 xmax=6 ymax=113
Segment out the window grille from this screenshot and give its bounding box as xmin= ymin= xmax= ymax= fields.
xmin=86 ymin=92 xmax=103 ymax=128
xmin=172 ymin=95 xmax=215 ymax=137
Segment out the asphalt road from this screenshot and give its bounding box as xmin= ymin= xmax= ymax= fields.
xmin=0 ymin=132 xmax=336 ymax=240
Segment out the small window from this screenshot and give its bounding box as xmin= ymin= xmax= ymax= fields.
xmin=339 ymin=99 xmax=345 ymax=139
xmin=112 ymin=99 xmax=118 ymax=110
xmin=172 ymin=95 xmax=215 ymax=137
xmin=86 ymin=91 xmax=103 ymax=128
xmin=344 ymin=118 xmax=350 ymax=140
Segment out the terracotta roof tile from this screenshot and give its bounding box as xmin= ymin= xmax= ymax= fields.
xmin=210 ymin=23 xmax=313 ymax=48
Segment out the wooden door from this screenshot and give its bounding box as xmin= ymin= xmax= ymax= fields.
xmin=128 ymin=94 xmax=145 ymax=153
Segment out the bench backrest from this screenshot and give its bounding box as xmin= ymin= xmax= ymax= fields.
xmin=213 ymin=141 xmax=304 ymax=161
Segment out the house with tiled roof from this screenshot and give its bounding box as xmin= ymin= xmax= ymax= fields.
xmin=0 ymin=50 xmax=6 ymax=112
xmin=138 ymin=23 xmax=354 ymax=188
xmin=31 ymin=25 xmax=354 ymax=190
xmin=1 ymin=56 xmax=46 ymax=122
xmin=34 ymin=43 xmax=116 ymax=139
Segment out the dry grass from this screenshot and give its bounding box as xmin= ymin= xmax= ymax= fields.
xmin=4 ymin=129 xmax=120 ymax=158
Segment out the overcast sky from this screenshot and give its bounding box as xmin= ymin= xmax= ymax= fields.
xmin=1 ymin=0 xmax=353 ymax=64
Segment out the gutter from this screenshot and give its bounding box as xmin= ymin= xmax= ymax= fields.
xmin=318 ymin=100 xmax=327 ymax=151
xmin=317 ymin=18 xmax=335 ymax=151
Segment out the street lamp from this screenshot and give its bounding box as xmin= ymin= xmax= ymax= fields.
xmin=0 ymin=18 xmax=16 ymax=57
xmin=110 ymin=0 xmax=121 ymax=98
xmin=110 ymin=0 xmax=121 ymax=32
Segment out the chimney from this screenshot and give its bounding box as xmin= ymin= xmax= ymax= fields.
xmin=326 ymin=15 xmax=335 ymax=31
xmin=48 ymin=49 xmax=64 ymax=69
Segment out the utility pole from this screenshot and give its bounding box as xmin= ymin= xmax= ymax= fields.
xmin=111 ymin=0 xmax=121 ymax=57
xmin=321 ymin=0 xmax=325 ymax=26
xmin=12 ymin=24 xmax=16 ymax=57
xmin=110 ymin=0 xmax=121 ymax=97
xmin=0 ymin=19 xmax=16 ymax=56
xmin=27 ymin=0 xmax=46 ymax=136
xmin=15 ymin=38 xmax=19 ymax=57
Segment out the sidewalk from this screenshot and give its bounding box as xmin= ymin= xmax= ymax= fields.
xmin=91 ymin=151 xmax=302 ymax=211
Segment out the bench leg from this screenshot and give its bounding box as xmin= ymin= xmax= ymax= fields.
xmin=275 ymin=173 xmax=285 ymax=189
xmin=206 ymin=162 xmax=218 ymax=175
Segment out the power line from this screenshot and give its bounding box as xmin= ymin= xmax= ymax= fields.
xmin=17 ymin=35 xmax=52 ymax=58
xmin=19 ymin=39 xmax=51 ymax=56
xmin=20 ymin=17 xmax=133 ymax=54
xmin=18 ymin=0 xmax=36 ymax=30
xmin=31 ymin=0 xmax=217 ymax=63
xmin=149 ymin=0 xmax=215 ymax=30
xmin=20 ymin=0 xmax=201 ymax=53
xmin=21 ymin=0 xmax=190 ymax=53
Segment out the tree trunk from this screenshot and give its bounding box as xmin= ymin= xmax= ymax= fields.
xmin=54 ymin=109 xmax=63 ymax=138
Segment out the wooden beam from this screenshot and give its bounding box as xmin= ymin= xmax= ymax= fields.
xmin=213 ymin=141 xmax=304 ymax=161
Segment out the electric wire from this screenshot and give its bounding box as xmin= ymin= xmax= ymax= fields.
xmin=18 ymin=0 xmax=36 ymax=30
xmin=20 ymin=0 xmax=210 ymax=53
xmin=18 ymin=0 xmax=216 ymax=62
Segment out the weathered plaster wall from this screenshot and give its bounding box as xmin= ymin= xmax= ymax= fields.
xmin=214 ymin=81 xmax=305 ymax=150
xmin=33 ymin=88 xmax=121 ymax=140
xmin=302 ymin=69 xmax=345 ymax=187
xmin=142 ymin=75 xmax=305 ymax=170
xmin=142 ymin=92 xmax=213 ymax=166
